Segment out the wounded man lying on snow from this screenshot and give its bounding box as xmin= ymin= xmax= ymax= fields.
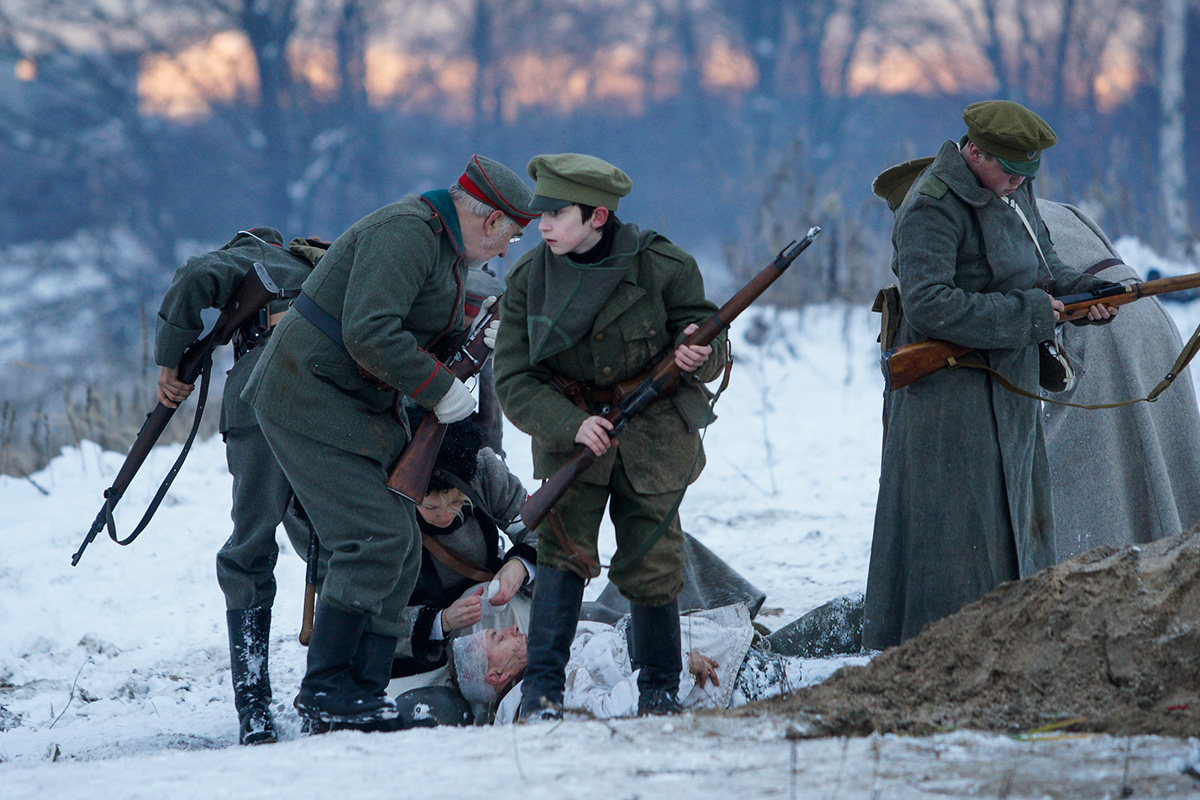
xmin=418 ymin=603 xmax=803 ymax=724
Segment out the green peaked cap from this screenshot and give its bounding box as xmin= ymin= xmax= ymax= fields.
xmin=527 ymin=153 xmax=633 ymax=212
xmin=963 ymin=100 xmax=1057 ymax=177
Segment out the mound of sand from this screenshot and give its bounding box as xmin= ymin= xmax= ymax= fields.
xmin=746 ymin=530 xmax=1200 ymax=737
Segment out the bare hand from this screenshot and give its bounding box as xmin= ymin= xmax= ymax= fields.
xmin=1051 ymin=298 xmax=1117 ymax=323
xmin=157 ymin=366 xmax=195 ymax=408
xmin=441 ymin=586 xmax=484 ymax=632
xmin=575 ymin=415 xmax=615 ymax=457
xmin=688 ymin=651 xmax=720 ymax=689
xmin=490 ymin=560 xmax=528 ymax=606
xmin=673 ymin=323 xmax=711 ymax=373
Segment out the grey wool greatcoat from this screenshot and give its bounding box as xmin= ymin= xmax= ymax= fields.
xmin=154 ymin=228 xmax=317 ymax=434
xmin=862 ymin=139 xmax=1111 ymax=650
xmin=1039 ymin=200 xmax=1200 ymax=560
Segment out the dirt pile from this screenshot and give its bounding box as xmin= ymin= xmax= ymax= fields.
xmin=746 ymin=530 xmax=1200 ymax=737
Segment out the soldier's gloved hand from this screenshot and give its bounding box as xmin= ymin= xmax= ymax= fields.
xmin=433 ymin=377 xmax=476 ymax=423
xmin=480 ymin=296 xmax=500 ymax=349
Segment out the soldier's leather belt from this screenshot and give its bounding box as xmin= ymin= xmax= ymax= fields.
xmin=549 ymin=369 xmax=676 ymax=411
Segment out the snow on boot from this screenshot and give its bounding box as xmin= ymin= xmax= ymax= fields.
xmin=227 ymin=607 xmax=277 ymax=745
xmin=630 ymin=599 xmax=684 ymax=716
xmin=518 ymin=566 xmax=584 ymax=721
xmin=295 ymin=602 xmax=396 ymax=729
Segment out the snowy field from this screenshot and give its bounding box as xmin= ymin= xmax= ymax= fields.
xmin=4 ymin=290 xmax=1200 ymax=798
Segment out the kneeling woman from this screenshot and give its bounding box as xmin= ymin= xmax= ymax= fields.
xmin=393 ymin=410 xmax=536 ymax=677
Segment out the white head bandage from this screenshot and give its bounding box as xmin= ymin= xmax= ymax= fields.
xmin=451 ymin=630 xmax=494 ymax=706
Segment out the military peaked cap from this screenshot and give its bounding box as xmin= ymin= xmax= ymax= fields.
xmin=963 ymin=100 xmax=1057 ymax=177
xmin=459 ymin=154 xmax=538 ymax=226
xmin=526 ymin=153 xmax=633 ymax=212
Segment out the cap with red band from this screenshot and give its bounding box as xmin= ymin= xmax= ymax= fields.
xmin=458 ymin=154 xmax=537 ymax=226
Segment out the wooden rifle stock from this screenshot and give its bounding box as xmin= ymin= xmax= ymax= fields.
xmin=881 ymin=270 xmax=1200 ymax=391
xmin=71 ymin=262 xmax=286 ymax=565
xmin=299 ymin=527 xmax=318 ymax=645
xmin=385 ymin=305 xmax=497 ymax=501
xmin=519 ymin=226 xmax=822 ymax=531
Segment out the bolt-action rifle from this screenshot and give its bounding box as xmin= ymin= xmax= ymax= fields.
xmin=385 ymin=303 xmax=498 ymax=502
xmin=71 ymin=262 xmax=290 ymax=566
xmin=519 ymin=226 xmax=823 ymax=531
xmin=881 ymin=270 xmax=1200 ymax=392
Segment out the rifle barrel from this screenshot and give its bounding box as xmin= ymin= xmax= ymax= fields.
xmin=883 ymin=270 xmax=1200 ymax=389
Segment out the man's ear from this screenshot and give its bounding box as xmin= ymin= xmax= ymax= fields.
xmin=485 ymin=666 xmax=510 ymax=687
xmin=590 ymin=206 xmax=609 ymax=230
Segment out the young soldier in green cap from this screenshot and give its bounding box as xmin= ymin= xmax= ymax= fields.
xmin=862 ymin=101 xmax=1118 ymax=651
xmin=492 ymin=153 xmax=727 ymax=719
xmin=243 ymin=154 xmax=535 ymax=732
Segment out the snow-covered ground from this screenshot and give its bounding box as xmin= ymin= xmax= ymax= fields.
xmin=4 ymin=290 xmax=1200 ymax=798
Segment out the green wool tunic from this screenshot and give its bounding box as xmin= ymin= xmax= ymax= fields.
xmin=862 ymin=139 xmax=1111 ymax=649
xmin=493 ymin=222 xmax=725 ymax=600
xmin=244 ymin=194 xmax=468 ymax=463
xmin=154 ymin=228 xmax=317 ymax=433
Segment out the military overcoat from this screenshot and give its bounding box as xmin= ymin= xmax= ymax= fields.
xmin=863 ymin=139 xmax=1110 ymax=649
xmin=244 ymin=195 xmax=468 ymax=465
xmin=493 ymin=223 xmax=725 ymax=495
xmin=154 ymin=228 xmax=316 ymax=432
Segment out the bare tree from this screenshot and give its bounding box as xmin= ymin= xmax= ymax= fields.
xmin=1161 ymin=0 xmax=1190 ymax=255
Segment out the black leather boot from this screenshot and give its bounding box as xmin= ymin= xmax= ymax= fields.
xmin=518 ymin=566 xmax=585 ymax=721
xmin=227 ymin=607 xmax=277 ymax=745
xmin=353 ymin=632 xmax=400 ymax=699
xmin=295 ymin=602 xmax=396 ymax=728
xmin=630 ymin=599 xmax=683 ymax=716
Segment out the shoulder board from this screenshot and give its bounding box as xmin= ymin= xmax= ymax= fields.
xmin=917 ymin=175 xmax=948 ymax=199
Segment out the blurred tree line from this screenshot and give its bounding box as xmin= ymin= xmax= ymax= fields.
xmin=1 ymin=0 xmax=1198 ymax=473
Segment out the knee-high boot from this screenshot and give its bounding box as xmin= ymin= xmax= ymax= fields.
xmin=295 ymin=601 xmax=396 ymax=726
xmin=630 ymin=598 xmax=683 ymax=716
xmin=518 ymin=566 xmax=585 ymax=720
xmin=353 ymin=632 xmax=400 ymax=699
xmin=227 ymin=607 xmax=277 ymax=745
